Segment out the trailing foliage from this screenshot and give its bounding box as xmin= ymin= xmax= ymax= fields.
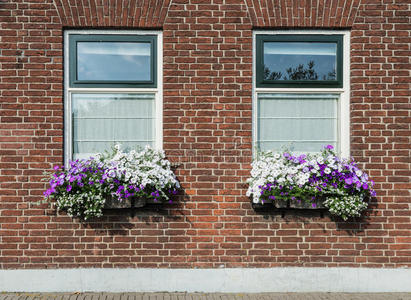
xmin=44 ymin=145 xmax=180 ymax=220
xmin=247 ymin=145 xmax=376 ymax=220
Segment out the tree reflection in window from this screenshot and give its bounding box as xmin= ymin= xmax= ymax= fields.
xmin=264 ymin=61 xmax=336 ymax=81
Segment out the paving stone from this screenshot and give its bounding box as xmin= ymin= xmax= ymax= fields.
xmin=0 ymin=293 xmax=411 ymax=300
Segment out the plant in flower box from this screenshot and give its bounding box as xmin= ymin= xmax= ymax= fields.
xmin=246 ymin=145 xmax=376 ymax=220
xmin=43 ymin=145 xmax=180 ymax=220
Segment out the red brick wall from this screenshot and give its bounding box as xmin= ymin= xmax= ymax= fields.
xmin=0 ymin=0 xmax=409 ymax=269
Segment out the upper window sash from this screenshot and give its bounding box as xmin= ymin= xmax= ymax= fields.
xmin=68 ymin=34 xmax=157 ymax=88
xmin=256 ymin=34 xmax=343 ymax=88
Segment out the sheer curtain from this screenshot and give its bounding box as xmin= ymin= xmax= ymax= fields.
xmin=257 ymin=93 xmax=338 ymax=152
xmin=72 ymin=93 xmax=155 ymax=159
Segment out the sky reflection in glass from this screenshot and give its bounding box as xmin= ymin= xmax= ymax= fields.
xmin=77 ymin=42 xmax=151 ymax=81
xmin=263 ymin=42 xmax=337 ymax=81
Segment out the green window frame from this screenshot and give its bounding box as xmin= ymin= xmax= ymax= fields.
xmin=68 ymin=34 xmax=157 ymax=88
xmin=256 ymin=34 xmax=343 ymax=88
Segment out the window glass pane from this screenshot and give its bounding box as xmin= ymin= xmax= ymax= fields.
xmin=77 ymin=42 xmax=151 ymax=81
xmin=72 ymin=93 xmax=155 ymax=160
xmin=263 ymin=42 xmax=337 ymax=81
xmin=257 ymin=93 xmax=338 ymax=153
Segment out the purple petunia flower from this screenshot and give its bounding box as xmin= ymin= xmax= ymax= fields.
xmin=66 ymin=185 xmax=72 ymax=192
xmin=345 ymin=178 xmax=353 ymax=185
xmin=44 ymin=188 xmax=54 ymax=197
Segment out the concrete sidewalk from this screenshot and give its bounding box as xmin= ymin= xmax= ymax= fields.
xmin=1 ymin=293 xmax=411 ymax=300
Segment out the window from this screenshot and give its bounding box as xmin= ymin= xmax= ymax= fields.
xmin=256 ymin=34 xmax=343 ymax=88
xmin=64 ymin=31 xmax=162 ymax=164
xmin=253 ymin=31 xmax=350 ymax=156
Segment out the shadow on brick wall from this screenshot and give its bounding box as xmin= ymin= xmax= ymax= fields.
xmin=250 ymin=197 xmax=379 ymax=235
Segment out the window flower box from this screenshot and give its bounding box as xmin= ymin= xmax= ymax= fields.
xmin=104 ymin=196 xmax=146 ymax=209
xmin=247 ymin=145 xmax=376 ymax=220
xmin=273 ymin=198 xmax=288 ymax=208
xmin=255 ymin=197 xmax=325 ymax=209
xmin=289 ymin=198 xmax=325 ymax=209
xmin=104 ymin=195 xmax=163 ymax=209
xmin=43 ymin=145 xmax=180 ymax=220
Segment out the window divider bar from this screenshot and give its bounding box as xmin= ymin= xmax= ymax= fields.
xmin=259 ymin=140 xmax=337 ymax=142
xmin=258 ymin=117 xmax=337 ymax=119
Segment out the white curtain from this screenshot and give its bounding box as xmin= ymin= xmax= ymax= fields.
xmin=72 ymin=93 xmax=155 ymax=159
xmin=258 ymin=93 xmax=338 ymax=152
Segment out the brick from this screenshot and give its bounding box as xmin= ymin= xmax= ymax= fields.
xmin=0 ymin=0 xmax=409 ymax=270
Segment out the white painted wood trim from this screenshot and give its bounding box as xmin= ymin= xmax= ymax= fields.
xmin=340 ymin=31 xmax=351 ymax=158
xmin=252 ymin=33 xmax=257 ymax=157
xmin=63 ymin=30 xmax=163 ymax=166
xmin=252 ymin=30 xmax=351 ymax=158
xmin=156 ymin=31 xmax=163 ymax=151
